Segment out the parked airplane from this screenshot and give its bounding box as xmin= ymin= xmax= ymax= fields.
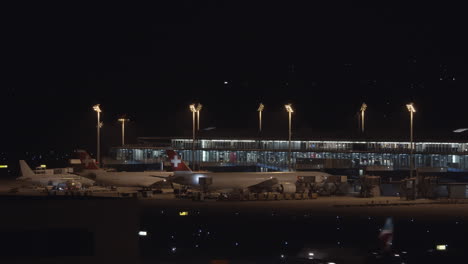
xmin=17 ymin=160 xmax=94 ymax=189
xmin=75 ymin=150 xmax=173 ymax=188
xmin=165 ymin=149 xmax=334 ymax=194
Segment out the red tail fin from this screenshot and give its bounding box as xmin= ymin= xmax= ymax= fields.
xmin=77 ymin=150 xmax=100 ymax=170
xmin=166 ymin=150 xmax=192 ymax=172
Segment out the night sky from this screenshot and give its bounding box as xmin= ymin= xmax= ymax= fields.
xmin=3 ymin=2 xmax=467 ymax=154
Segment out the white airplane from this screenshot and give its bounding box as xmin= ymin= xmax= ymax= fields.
xmin=17 ymin=160 xmax=94 ymax=189
xmin=75 ymin=150 xmax=173 ymax=188
xmin=165 ymin=149 xmax=333 ymax=194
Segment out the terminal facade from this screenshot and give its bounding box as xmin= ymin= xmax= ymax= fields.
xmin=108 ymin=137 xmax=468 ymax=173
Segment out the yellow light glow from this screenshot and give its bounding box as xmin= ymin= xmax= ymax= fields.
xmin=40 ymin=164 xmax=46 ymax=168
xmin=93 ymin=104 xmax=102 ymax=113
xmin=196 ymin=103 xmax=203 ymax=112
xmin=0 ymin=165 xmax=8 ymax=168
xmin=118 ymin=118 xmax=129 ymax=122
xmin=189 ymin=104 xmax=196 ymax=112
xmin=179 ymin=211 xmax=189 ymax=216
xmin=258 ymin=103 xmax=264 ymax=112
xmin=406 ymin=103 xmax=416 ymax=113
xmin=436 ymin=244 xmax=447 ymax=251
xmin=360 ymin=102 xmax=367 ymax=112
xmin=285 ymin=104 xmax=294 ymax=113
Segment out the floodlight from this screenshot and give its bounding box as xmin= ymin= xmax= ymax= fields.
xmin=360 ymin=102 xmax=367 ymax=112
xmin=93 ymin=104 xmax=102 ymax=113
xmin=406 ymin=103 xmax=416 ymax=113
xmin=258 ymin=103 xmax=264 ymax=112
xmin=189 ymin=104 xmax=196 ymax=112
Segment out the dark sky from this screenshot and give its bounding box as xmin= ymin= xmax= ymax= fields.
xmin=3 ymin=2 xmax=467 ymax=153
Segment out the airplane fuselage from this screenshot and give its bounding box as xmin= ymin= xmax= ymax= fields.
xmin=172 ymin=171 xmax=331 ymax=192
xmin=81 ymin=170 xmax=173 ymax=187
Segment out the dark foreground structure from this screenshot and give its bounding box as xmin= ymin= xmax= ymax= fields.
xmin=1 ymin=196 xmax=467 ymax=263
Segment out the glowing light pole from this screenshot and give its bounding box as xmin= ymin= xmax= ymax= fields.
xmin=285 ymin=104 xmax=294 ymax=171
xmin=258 ymin=103 xmax=264 ymax=132
xmin=93 ymin=104 xmax=102 ymax=167
xmin=406 ymin=103 xmax=416 ymax=178
xmin=190 ymin=104 xmax=197 ymax=170
xmin=360 ymin=103 xmax=367 ymax=133
xmin=118 ymin=117 xmax=129 ymax=146
xmin=196 ymin=104 xmax=202 ymax=131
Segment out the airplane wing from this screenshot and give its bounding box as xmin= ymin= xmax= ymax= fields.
xmin=247 ymin=178 xmax=279 ymax=192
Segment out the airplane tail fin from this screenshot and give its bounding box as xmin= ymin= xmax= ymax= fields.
xmin=166 ymin=149 xmax=192 ymax=172
xmin=19 ymin=160 xmax=35 ymax=178
xmin=76 ymin=150 xmax=100 ymax=170
xmin=378 ymin=217 xmax=394 ymax=251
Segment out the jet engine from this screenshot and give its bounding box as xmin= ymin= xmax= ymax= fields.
xmin=280 ymin=183 xmax=296 ymax=194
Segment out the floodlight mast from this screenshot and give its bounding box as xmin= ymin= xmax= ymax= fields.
xmin=190 ymin=104 xmax=197 ymax=170
xmin=360 ymin=103 xmax=367 ymax=133
xmin=93 ymin=104 xmax=102 ymax=167
xmin=196 ymin=104 xmax=202 ymax=131
xmin=118 ymin=117 xmax=130 ymax=146
xmin=406 ymin=103 xmax=416 ymax=178
xmin=285 ymin=104 xmax=294 ymax=171
xmin=257 ymin=103 xmax=264 ymax=132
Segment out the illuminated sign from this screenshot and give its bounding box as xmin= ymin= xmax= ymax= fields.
xmin=40 ymin=164 xmax=47 ymax=168
xmin=179 ymin=211 xmax=189 ymax=216
xmin=0 ymin=165 xmax=8 ymax=168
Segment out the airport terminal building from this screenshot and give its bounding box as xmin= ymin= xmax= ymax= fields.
xmin=107 ymin=137 xmax=468 ymax=174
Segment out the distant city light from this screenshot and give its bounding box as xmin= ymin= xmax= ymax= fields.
xmin=224 ymin=81 xmax=228 ymax=84
xmin=138 ymin=231 xmax=147 ymax=236
xmin=179 ymin=211 xmax=189 ymax=216
xmin=171 ymin=247 xmax=176 ymax=253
